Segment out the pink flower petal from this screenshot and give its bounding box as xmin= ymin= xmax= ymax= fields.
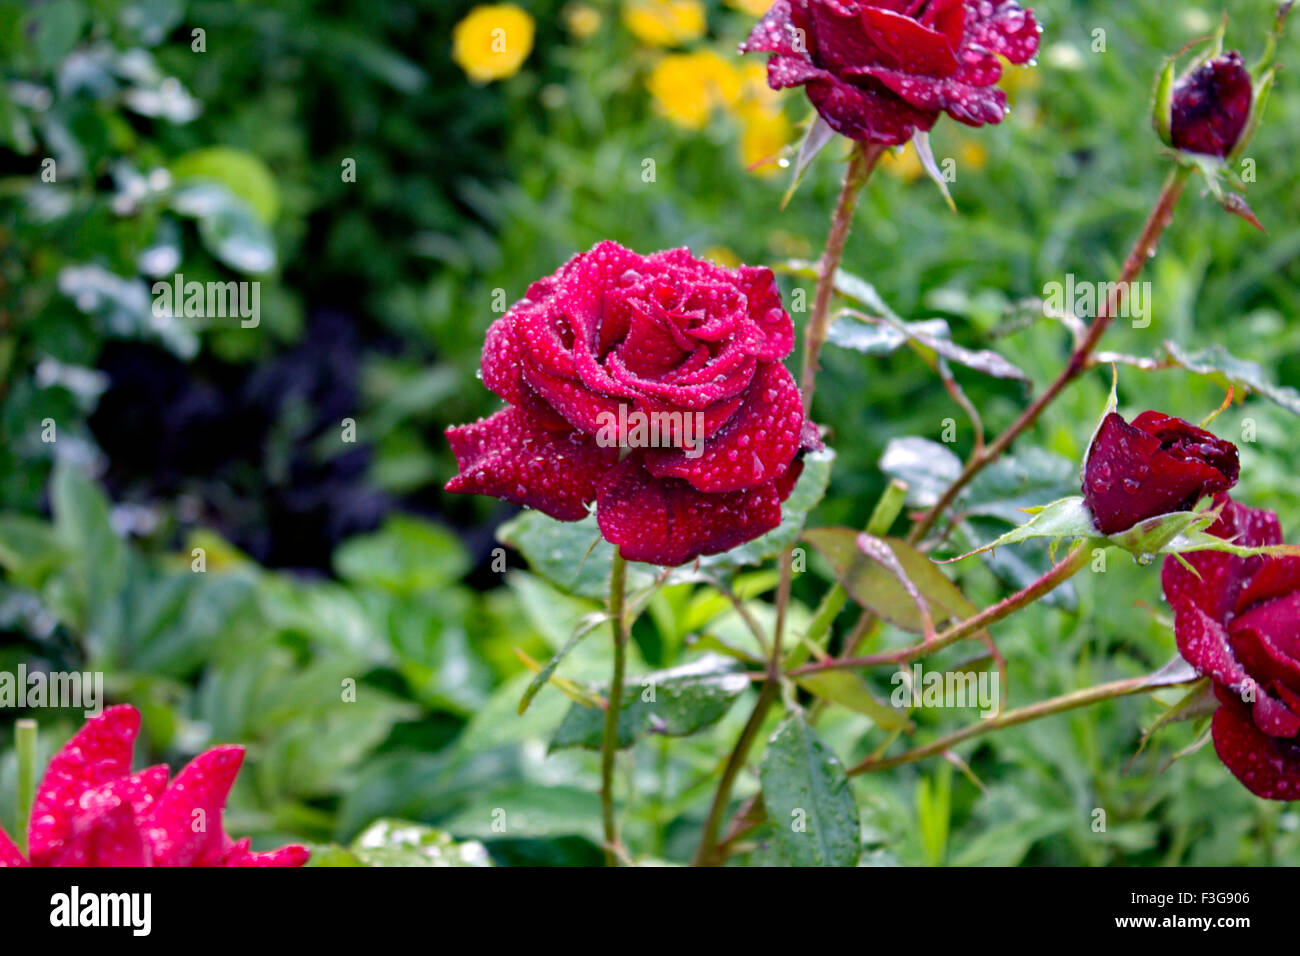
xmin=221 ymin=837 xmax=311 ymax=867
xmin=967 ymin=0 xmax=1040 ymax=65
xmin=143 ymin=745 xmax=244 ymax=867
xmin=28 ymin=704 xmax=139 ymax=867
xmin=596 ymin=454 xmax=797 ymax=566
xmin=643 ymin=362 xmax=804 ymax=493
xmin=740 ymin=0 xmax=807 ymax=58
xmin=446 ymin=407 xmax=618 ymax=521
xmin=0 ymin=824 xmax=27 ymax=867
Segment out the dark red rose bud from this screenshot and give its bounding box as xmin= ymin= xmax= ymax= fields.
xmin=446 ymin=241 xmax=817 ymax=567
xmin=1170 ymin=51 xmax=1253 ymax=157
xmin=1083 ymin=410 xmax=1239 ymax=535
xmin=741 ymin=0 xmax=1040 ymax=146
xmin=1163 ymin=498 xmax=1300 ymax=799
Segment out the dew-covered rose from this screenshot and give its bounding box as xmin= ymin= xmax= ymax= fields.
xmin=740 ymin=0 xmax=1040 ymax=145
xmin=0 ymin=705 xmax=309 ymax=867
xmin=1169 ymin=51 xmax=1253 ymax=157
xmin=1162 ymin=498 xmax=1300 ymax=800
xmin=445 ymin=241 xmax=817 ymax=566
xmin=1082 ymin=410 xmax=1239 ymax=535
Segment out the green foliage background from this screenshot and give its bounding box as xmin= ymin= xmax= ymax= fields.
xmin=1 ymin=0 xmax=1298 ymax=865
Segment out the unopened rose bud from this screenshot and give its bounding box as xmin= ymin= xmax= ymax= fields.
xmin=1168 ymin=51 xmax=1253 ymax=157
xmin=1082 ymin=410 xmax=1239 ymax=535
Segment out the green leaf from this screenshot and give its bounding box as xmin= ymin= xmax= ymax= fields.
xmin=829 ymin=313 xmax=1027 ymax=382
xmin=0 ymin=515 xmax=64 ymax=589
xmin=794 ymin=671 xmax=914 ymax=731
xmin=759 ymin=713 xmax=860 ymax=867
xmin=443 ymin=785 xmax=603 ymax=841
xmin=781 ymin=114 xmax=835 ymax=208
xmin=171 ymin=147 xmax=280 ymax=223
xmin=497 ymin=512 xmax=654 ymax=599
xmin=334 ymin=515 xmax=469 ymax=594
xmin=879 ymin=437 xmax=963 ymax=508
xmin=170 ymin=183 xmax=277 ymax=274
xmin=50 ymin=465 xmax=127 ymax=636
xmin=517 ymin=611 xmax=608 ymax=714
xmin=1152 ymin=56 xmax=1176 ymax=146
xmin=1161 ymin=341 xmax=1300 ymax=417
xmin=913 ymin=130 xmax=956 ymax=213
xmin=549 ymin=654 xmax=749 ymax=751
xmin=345 ymin=819 xmax=492 ymax=867
xmin=774 ymin=261 xmax=899 ymax=320
xmin=803 ymin=528 xmax=975 ymax=631
xmin=955 ymin=496 xmax=1096 ymax=558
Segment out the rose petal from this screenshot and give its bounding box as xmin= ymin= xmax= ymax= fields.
xmin=1171 ymin=51 xmax=1253 ymax=157
xmin=1173 ymin=601 xmax=1252 ymax=690
xmin=596 ymin=454 xmax=792 ymax=566
xmin=0 ymin=825 xmax=27 ymax=867
xmin=967 ymin=0 xmax=1040 ymax=65
xmin=736 ymin=265 xmax=796 ymax=362
xmin=643 ymin=362 xmax=804 ymax=493
xmin=805 ymin=70 xmax=939 ymax=144
xmin=859 ymin=6 xmax=959 ymax=76
xmin=1212 ymin=701 xmax=1300 ymax=800
xmin=740 ymin=0 xmax=806 ymax=58
xmin=446 ymin=407 xmax=618 ymax=520
xmin=812 ymin=0 xmax=892 ymax=74
xmin=221 ymin=837 xmax=310 ymax=867
xmin=1230 ymin=590 xmax=1300 ymax=696
xmin=1084 ymin=413 xmax=1235 ymax=535
xmin=847 ymin=66 xmax=1007 ymax=124
xmin=53 ymin=794 xmax=151 ymax=867
xmin=480 ymin=317 xmax=571 ymax=431
xmin=143 ymin=745 xmax=244 ymax=867
xmin=28 ymin=704 xmax=139 ymax=867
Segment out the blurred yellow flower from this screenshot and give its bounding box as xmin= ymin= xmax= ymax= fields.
xmin=737 ymin=102 xmax=790 ymax=178
xmin=958 ymin=139 xmax=987 ymax=172
xmin=623 ymin=0 xmax=706 ymax=48
xmin=453 ymin=4 xmax=535 ymax=83
xmin=998 ymin=58 xmax=1039 ymax=100
xmin=563 ymin=3 xmax=602 ymax=41
xmin=704 ymin=246 xmax=742 ymax=268
xmin=725 ymin=0 xmax=773 ymax=15
xmin=880 ymin=143 xmax=923 ymax=182
xmin=647 ymin=51 xmax=742 ymax=129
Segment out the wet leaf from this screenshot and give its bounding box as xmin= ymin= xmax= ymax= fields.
xmin=794 ymin=670 xmax=914 ymax=731
xmin=803 ymin=528 xmax=975 ymax=631
xmin=548 ymin=653 xmax=750 ymax=751
xmin=759 ymin=713 xmax=860 ymax=867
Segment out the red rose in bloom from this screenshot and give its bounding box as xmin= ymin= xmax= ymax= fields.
xmin=740 ymin=0 xmax=1040 ymax=145
xmin=1162 ymin=497 xmax=1300 ymax=800
xmin=1169 ymin=51 xmax=1253 ymax=157
xmin=1082 ymin=410 xmax=1239 ymax=535
xmin=445 ymin=241 xmax=816 ymax=566
xmin=0 ymin=706 xmax=309 ymax=867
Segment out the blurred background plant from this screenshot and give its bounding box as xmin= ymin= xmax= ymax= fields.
xmin=1 ymin=0 xmax=1298 ymax=865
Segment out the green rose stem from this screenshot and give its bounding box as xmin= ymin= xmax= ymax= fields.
xmin=798 ymin=141 xmax=888 ymax=413
xmin=694 ymin=149 xmax=889 ymax=867
xmin=907 ymin=165 xmax=1194 ymax=546
xmin=847 ymin=670 xmax=1200 ymax=776
xmin=791 ymin=543 xmax=1091 ymax=675
xmin=709 ymin=544 xmax=1090 ymax=859
xmin=600 ymin=552 xmax=630 ymax=866
xmin=15 ymin=718 xmax=37 ymax=855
